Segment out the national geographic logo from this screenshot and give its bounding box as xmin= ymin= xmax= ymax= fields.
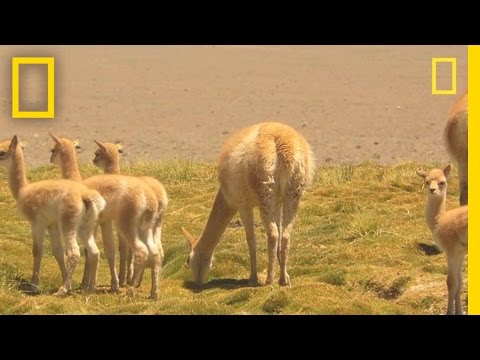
xmin=12 ymin=57 xmax=55 ymax=118
xmin=432 ymin=57 xmax=456 ymax=95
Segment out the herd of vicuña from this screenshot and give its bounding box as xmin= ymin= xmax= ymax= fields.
xmin=0 ymin=93 xmax=468 ymax=314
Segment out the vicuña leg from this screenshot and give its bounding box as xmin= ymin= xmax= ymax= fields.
xmin=48 ymin=224 xmax=67 ymax=284
xmin=150 ymin=216 xmax=165 ymax=298
xmin=153 ymin=216 xmax=164 ymax=263
xmin=31 ymin=223 xmax=46 ymax=291
xmin=239 ymin=207 xmax=258 ymax=285
xmin=118 ymin=232 xmax=128 ymax=287
xmin=78 ymin=224 xmax=100 ymax=292
xmin=279 ymin=188 xmax=301 ymax=286
xmin=101 ymin=221 xmax=120 ymax=292
xmin=56 ymin=219 xmax=80 ymax=296
xmin=446 ymin=248 xmax=465 ymax=315
xmin=80 ymin=247 xmax=91 ymax=290
xmin=143 ymin=227 xmax=161 ymax=300
xmin=80 ymin=225 xmax=97 ymax=289
xmin=126 ymin=248 xmax=134 ymax=286
xmin=260 ymin=202 xmax=281 ymax=286
xmin=117 ymin=216 xmax=149 ymax=295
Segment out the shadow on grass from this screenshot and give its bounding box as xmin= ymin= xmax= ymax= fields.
xmin=92 ymin=285 xmax=121 ymax=294
xmin=14 ymin=277 xmax=120 ymax=296
xmin=184 ymin=278 xmax=260 ymax=293
xmin=417 ymin=242 xmax=442 ymax=256
xmin=15 ymin=276 xmax=40 ymax=296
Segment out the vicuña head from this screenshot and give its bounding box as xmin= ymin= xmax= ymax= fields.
xmin=417 ymin=164 xmax=468 ymax=315
xmin=0 ymin=139 xmax=14 ymax=164
xmin=182 ymin=227 xmax=213 ymax=285
xmin=182 ymin=122 xmax=315 ymax=287
xmin=0 ymin=137 xmax=26 ymax=166
xmin=417 ymin=166 xmax=448 ymax=197
xmin=92 ymin=140 xmax=123 ymax=173
xmin=49 ymin=132 xmax=81 ymax=167
xmin=50 ymin=133 xmax=83 ymax=183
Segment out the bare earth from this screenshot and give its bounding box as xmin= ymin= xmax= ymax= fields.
xmin=0 ymin=45 xmax=467 ymax=167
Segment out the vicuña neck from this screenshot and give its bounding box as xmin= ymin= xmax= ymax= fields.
xmin=425 ymin=193 xmax=446 ymax=232
xmin=60 ymin=148 xmax=82 ymax=181
xmin=195 ymin=189 xmax=237 ymax=255
xmin=105 ymin=158 xmax=120 ymax=174
xmin=9 ymin=149 xmax=29 ymax=200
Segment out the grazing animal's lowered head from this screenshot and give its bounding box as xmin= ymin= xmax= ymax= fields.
xmin=182 ymin=227 xmax=213 ymax=285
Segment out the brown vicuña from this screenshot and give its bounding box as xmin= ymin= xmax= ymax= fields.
xmin=417 ymin=164 xmax=468 ymax=315
xmin=0 ymin=135 xmax=105 ymax=296
xmin=444 ymin=92 xmax=468 ymax=205
xmin=92 ymin=140 xmax=168 ymax=288
xmin=182 ymin=122 xmax=315 ymax=286
xmin=49 ymin=133 xmax=161 ymax=300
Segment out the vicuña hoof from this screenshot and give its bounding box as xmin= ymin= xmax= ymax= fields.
xmin=279 ymin=273 xmax=290 ymax=286
xmin=148 ymin=293 xmax=159 ymax=301
xmin=54 ymin=287 xmax=70 ymax=297
xmin=248 ymin=276 xmax=259 ymax=286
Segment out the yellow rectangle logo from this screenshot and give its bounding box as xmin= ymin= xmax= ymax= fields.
xmin=12 ymin=57 xmax=55 ymax=118
xmin=432 ymin=57 xmax=456 ymax=95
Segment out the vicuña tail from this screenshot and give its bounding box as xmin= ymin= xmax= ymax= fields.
xmin=82 ymin=191 xmax=106 ymax=227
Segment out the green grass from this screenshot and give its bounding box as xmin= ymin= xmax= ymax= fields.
xmin=0 ymin=161 xmax=467 ymax=314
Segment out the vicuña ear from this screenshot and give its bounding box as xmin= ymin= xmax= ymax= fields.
xmin=182 ymin=227 xmax=198 ymax=248
xmin=416 ymin=170 xmax=428 ymax=179
xmin=94 ymin=140 xmax=106 ymax=152
xmin=49 ymin=132 xmax=62 ymax=145
xmin=19 ymin=141 xmax=27 ymax=149
xmin=115 ymin=142 xmax=124 ymax=154
xmin=73 ymin=139 xmax=82 ymax=150
xmin=9 ymin=135 xmax=19 ymax=151
xmin=444 ymin=164 xmax=452 ymax=178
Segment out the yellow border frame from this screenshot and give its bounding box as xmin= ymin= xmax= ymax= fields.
xmin=12 ymin=57 xmax=55 ymax=118
xmin=432 ymin=57 xmax=457 ymax=95
xmin=468 ymin=46 xmax=478 ymax=314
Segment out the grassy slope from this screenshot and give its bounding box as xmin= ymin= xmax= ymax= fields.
xmin=0 ymin=161 xmax=467 ymax=314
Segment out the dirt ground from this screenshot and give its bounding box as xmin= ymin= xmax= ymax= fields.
xmin=0 ymin=45 xmax=467 ymax=167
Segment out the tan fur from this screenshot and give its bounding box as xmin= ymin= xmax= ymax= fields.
xmin=0 ymin=136 xmax=105 ymax=296
xmin=444 ymin=92 xmax=468 ymax=205
xmin=183 ymin=122 xmax=315 ymax=286
xmin=50 ymin=134 xmax=161 ymax=300
xmin=93 ymin=141 xmax=168 ymax=289
xmin=417 ymin=165 xmax=468 ymax=315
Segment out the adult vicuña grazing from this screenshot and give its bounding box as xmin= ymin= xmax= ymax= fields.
xmin=0 ymin=136 xmax=105 ymax=295
xmin=92 ymin=140 xmax=168 ymax=287
xmin=417 ymin=164 xmax=468 ymax=315
xmin=182 ymin=122 xmax=315 ymax=286
xmin=49 ymin=134 xmax=161 ymax=300
xmin=444 ymin=92 xmax=468 ymax=205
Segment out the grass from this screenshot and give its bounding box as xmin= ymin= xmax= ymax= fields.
xmin=0 ymin=161 xmax=467 ymax=314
